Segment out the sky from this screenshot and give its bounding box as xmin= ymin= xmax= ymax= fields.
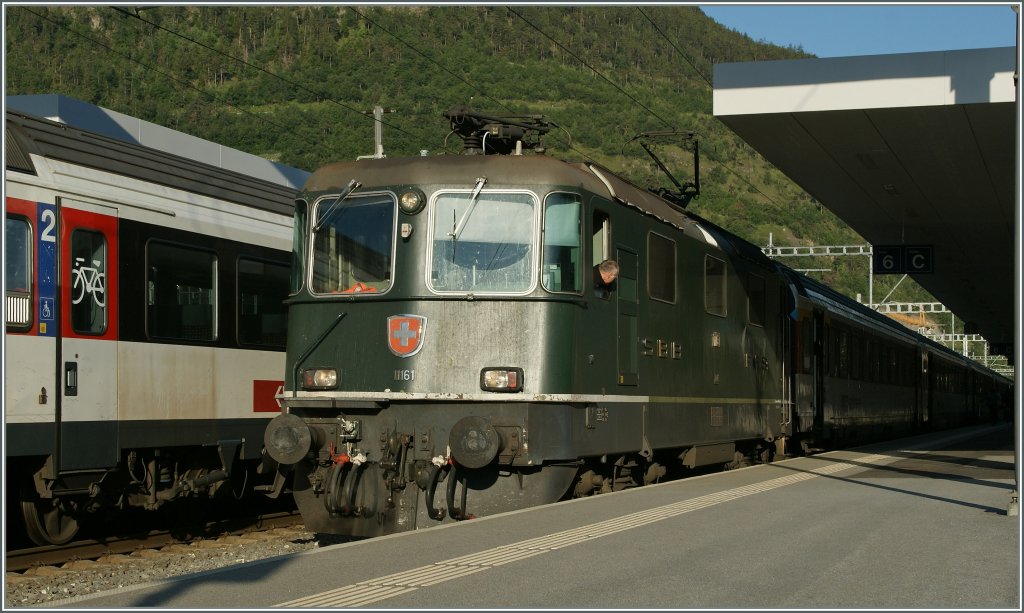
xmin=698 ymin=3 xmax=1019 ymax=58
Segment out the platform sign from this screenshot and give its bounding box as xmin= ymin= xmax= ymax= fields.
xmin=904 ymin=245 xmax=933 ymax=273
xmin=873 ymin=245 xmax=933 ymax=274
xmin=873 ymin=246 xmax=904 ymax=274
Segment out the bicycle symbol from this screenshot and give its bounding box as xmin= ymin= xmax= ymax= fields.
xmin=72 ymin=258 xmax=105 ymax=307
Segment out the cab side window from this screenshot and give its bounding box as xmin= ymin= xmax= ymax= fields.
xmin=592 ymin=208 xmax=614 ymax=299
xmin=592 ymin=209 xmax=610 ymax=267
xmin=542 ymin=193 xmax=582 ymax=293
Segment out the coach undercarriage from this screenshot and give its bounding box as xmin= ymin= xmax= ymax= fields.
xmin=12 ymin=445 xmax=265 ymax=546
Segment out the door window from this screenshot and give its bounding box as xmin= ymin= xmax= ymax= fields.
xmin=70 ymin=229 xmax=107 ymax=335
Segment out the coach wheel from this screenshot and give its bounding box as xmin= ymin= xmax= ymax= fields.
xmin=21 ymin=491 xmax=79 ymax=546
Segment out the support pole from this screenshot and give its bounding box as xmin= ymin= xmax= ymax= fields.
xmin=1009 ymin=3 xmax=1020 ymax=518
xmin=356 ymin=106 xmax=395 ymax=160
xmin=867 ymin=251 xmax=873 ymax=308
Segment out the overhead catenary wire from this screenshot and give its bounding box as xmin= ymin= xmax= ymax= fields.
xmin=504 ymin=6 xmax=784 ymax=211
xmin=348 ymin=7 xmax=516 ymax=117
xmin=349 ymin=7 xmax=596 ymax=162
xmin=20 ymin=7 xmax=292 ymax=134
xmin=21 ymin=6 xmax=692 ymax=168
xmin=22 ymin=4 xmax=791 ymax=206
xmin=117 ymin=5 xmax=589 ymax=160
xmin=508 ymin=7 xmax=675 ymax=131
xmin=636 ymin=6 xmax=714 ymax=89
xmin=111 ymin=6 xmax=420 ymax=143
xmin=635 ymin=6 xmax=794 ymax=209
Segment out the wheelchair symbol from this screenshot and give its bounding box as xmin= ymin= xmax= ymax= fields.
xmin=40 ymin=298 xmax=54 ymax=321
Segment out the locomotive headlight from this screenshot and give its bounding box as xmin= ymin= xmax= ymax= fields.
xmin=399 ymin=189 xmax=426 ymax=214
xmin=480 ymin=367 xmax=524 ymax=393
xmin=302 ymin=368 xmax=338 ymax=390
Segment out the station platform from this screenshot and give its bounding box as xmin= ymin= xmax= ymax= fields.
xmin=51 ymin=423 xmax=1019 ymax=609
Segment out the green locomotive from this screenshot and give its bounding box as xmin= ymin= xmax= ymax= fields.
xmin=262 ymin=109 xmax=998 ymax=537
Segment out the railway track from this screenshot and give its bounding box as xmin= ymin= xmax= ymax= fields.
xmin=6 ymin=510 xmax=304 ymax=574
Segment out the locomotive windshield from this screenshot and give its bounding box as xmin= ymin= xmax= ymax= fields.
xmin=429 ymin=191 xmax=536 ymax=294
xmin=311 ymin=193 xmax=395 ymax=294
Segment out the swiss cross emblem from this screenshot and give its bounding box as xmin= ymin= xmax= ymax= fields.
xmin=387 ymin=315 xmax=426 ymax=357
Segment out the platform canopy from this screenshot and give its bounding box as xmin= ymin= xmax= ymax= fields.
xmin=713 ymin=47 xmax=1018 ymax=360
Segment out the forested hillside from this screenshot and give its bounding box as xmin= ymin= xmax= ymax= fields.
xmin=4 ymin=5 xmax=936 ymax=305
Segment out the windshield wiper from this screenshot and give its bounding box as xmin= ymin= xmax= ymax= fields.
xmin=448 ymin=177 xmax=487 ymax=242
xmin=314 ymin=179 xmax=361 ymax=232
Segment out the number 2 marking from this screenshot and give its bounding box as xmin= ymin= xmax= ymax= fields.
xmin=40 ymin=209 xmax=57 ymax=243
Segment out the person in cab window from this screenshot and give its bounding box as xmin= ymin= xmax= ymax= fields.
xmin=594 ymin=259 xmax=619 ymax=299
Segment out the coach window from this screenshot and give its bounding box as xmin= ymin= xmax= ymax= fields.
xmin=542 ymin=193 xmax=582 ymax=293
xmin=851 ymin=334 xmax=863 ymax=380
xmin=238 ymin=257 xmax=289 ymax=348
xmin=312 ymin=193 xmax=394 ymax=295
xmin=838 ymin=328 xmax=849 ymax=378
xmin=5 ymin=215 xmax=32 ymax=330
xmin=704 ymin=255 xmax=727 ymax=317
xmin=747 ymin=273 xmax=766 ymax=326
xmin=647 ymin=232 xmax=676 ymax=303
xmin=886 ymin=345 xmax=895 ymax=385
xmin=70 ymin=229 xmax=107 ymax=335
xmin=147 ymin=242 xmax=217 ymax=342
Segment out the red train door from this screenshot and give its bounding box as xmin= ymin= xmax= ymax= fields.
xmin=58 ymin=198 xmax=119 ymax=471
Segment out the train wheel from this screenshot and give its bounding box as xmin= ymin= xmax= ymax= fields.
xmin=21 ymin=491 xmax=79 ymax=546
